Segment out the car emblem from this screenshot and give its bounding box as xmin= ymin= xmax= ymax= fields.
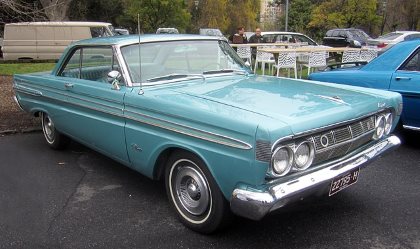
xmin=320 ymin=134 xmax=329 ymax=148
xmin=378 ymin=102 xmax=386 ymax=108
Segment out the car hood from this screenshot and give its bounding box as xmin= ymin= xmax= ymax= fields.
xmin=165 ymin=75 xmax=386 ymax=134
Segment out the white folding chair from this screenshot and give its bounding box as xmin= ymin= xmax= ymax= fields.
xmin=342 ymin=50 xmax=361 ymax=63
xmin=273 ymin=51 xmax=297 ymax=78
xmin=254 ymin=47 xmax=275 ymax=75
xmin=299 ymin=51 xmax=327 ymax=78
xmin=236 ymin=46 xmax=252 ymax=63
xmin=360 ymin=49 xmax=378 ymax=62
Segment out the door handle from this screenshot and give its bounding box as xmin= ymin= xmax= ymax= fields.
xmin=395 ymin=77 xmax=411 ymax=81
xmin=64 ymin=83 xmax=74 ymax=89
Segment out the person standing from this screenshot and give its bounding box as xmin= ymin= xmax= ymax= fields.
xmin=248 ymin=28 xmax=266 ymax=63
xmin=229 ymin=27 xmax=248 ymax=44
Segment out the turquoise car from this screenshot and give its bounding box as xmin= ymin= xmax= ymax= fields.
xmin=309 ymin=40 xmax=420 ymax=131
xmin=13 ymin=35 xmax=402 ymax=233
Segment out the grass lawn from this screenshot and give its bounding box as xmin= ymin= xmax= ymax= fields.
xmin=0 ymin=62 xmax=56 ymax=76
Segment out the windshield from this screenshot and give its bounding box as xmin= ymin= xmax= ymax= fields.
xmin=378 ymin=32 xmax=403 ymax=40
xmin=120 ymin=40 xmax=251 ymax=84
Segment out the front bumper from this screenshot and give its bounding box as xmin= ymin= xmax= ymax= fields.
xmin=231 ymin=135 xmax=400 ymax=220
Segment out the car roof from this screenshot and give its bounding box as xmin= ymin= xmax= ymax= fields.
xmin=71 ymin=34 xmax=222 ymax=47
xmin=6 ymin=21 xmax=112 ymax=27
xmin=362 ymin=39 xmax=420 ymax=71
xmin=261 ymin=31 xmax=306 ymax=35
xmin=393 ymin=31 xmax=420 ymax=34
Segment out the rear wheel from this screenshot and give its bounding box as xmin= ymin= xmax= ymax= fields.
xmin=41 ymin=112 xmax=70 ymax=149
xmin=165 ymin=151 xmax=232 ymax=234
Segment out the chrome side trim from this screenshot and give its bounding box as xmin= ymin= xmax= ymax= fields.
xmin=403 ymin=125 xmax=420 ymax=131
xmin=16 ymin=83 xmax=123 ymax=112
xmin=125 ymin=109 xmax=253 ymax=150
xmin=13 ymin=85 xmax=43 ymax=97
xmin=13 ymin=96 xmax=24 ymax=111
xmin=15 ymin=89 xmax=252 ymax=150
xmin=231 ymin=135 xmax=400 ymax=220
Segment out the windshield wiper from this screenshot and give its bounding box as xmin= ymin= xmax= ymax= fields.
xmin=146 ymin=73 xmax=205 ymax=83
xmin=202 ymin=69 xmax=250 ymax=75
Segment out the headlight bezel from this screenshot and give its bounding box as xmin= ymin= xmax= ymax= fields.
xmin=384 ymin=113 xmax=393 ymax=135
xmin=270 ymin=145 xmax=294 ymax=177
xmin=293 ymin=141 xmax=315 ymax=171
xmin=373 ymin=115 xmax=386 ymax=140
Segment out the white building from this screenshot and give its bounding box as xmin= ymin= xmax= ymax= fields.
xmin=260 ymin=0 xmax=282 ymax=27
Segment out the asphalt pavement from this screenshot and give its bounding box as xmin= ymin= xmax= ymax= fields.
xmin=1 ymin=132 xmax=419 ymax=249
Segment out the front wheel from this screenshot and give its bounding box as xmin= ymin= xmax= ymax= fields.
xmin=165 ymin=151 xmax=232 ymax=234
xmin=41 ymin=112 xmax=70 ymax=149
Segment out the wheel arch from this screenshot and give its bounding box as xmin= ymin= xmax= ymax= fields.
xmin=153 ymin=145 xmax=212 ymax=182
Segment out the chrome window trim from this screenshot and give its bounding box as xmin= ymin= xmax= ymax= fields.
xmin=115 ymin=39 xmax=251 ymax=87
xmin=396 ymin=45 xmax=420 ymax=71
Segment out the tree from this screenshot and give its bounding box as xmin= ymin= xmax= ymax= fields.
xmin=226 ymin=0 xmax=260 ymax=34
xmin=0 ymin=0 xmax=47 ymax=25
xmin=123 ymin=0 xmax=190 ymax=33
xmin=192 ymin=0 xmax=229 ymax=33
xmin=38 ymin=0 xmax=72 ymax=20
xmin=285 ymin=0 xmax=313 ymax=33
xmin=68 ymin=0 xmax=124 ymax=26
xmin=309 ymin=0 xmax=381 ymax=31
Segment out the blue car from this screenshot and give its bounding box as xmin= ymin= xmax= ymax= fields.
xmin=309 ymin=40 xmax=420 ymax=131
xmin=14 ymin=34 xmax=402 ymax=233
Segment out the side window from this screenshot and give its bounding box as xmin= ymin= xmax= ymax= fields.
xmin=60 ymin=46 xmax=122 ymax=83
xmin=400 ymin=50 xmax=420 ymax=72
xmin=90 ymin=27 xmax=109 ymax=38
xmin=60 ymin=49 xmax=81 ymax=78
xmin=81 ymin=47 xmax=117 ymax=82
xmin=404 ymin=34 xmax=420 ymax=41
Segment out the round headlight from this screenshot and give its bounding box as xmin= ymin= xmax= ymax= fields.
xmin=272 ymin=146 xmax=293 ymax=176
xmin=373 ymin=115 xmax=385 ymax=140
xmin=384 ymin=113 xmax=393 ymax=135
xmin=294 ymin=142 xmax=315 ymax=171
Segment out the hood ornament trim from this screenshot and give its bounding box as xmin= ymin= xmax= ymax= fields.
xmin=315 ymin=94 xmax=348 ymax=105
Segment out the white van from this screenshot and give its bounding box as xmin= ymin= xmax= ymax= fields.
xmin=2 ymin=21 xmax=115 ymax=61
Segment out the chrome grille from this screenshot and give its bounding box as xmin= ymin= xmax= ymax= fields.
xmin=309 ymin=116 xmax=375 ymax=165
xmin=256 ymin=140 xmax=272 ymax=162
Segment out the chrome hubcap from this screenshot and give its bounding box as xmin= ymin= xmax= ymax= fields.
xmin=42 ymin=114 xmax=55 ymax=142
xmin=175 ymin=166 xmax=209 ymax=216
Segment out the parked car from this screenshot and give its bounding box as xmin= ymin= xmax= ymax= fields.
xmin=367 ymin=31 xmax=420 ymax=50
xmin=199 ymin=28 xmax=228 ymax=41
xmin=309 ymin=39 xmax=419 ymax=131
xmin=2 ymin=21 xmax=115 ymax=61
xmin=156 ymin=28 xmax=179 ymax=34
xmin=14 ymin=34 xmax=401 ymax=233
xmin=323 ymin=28 xmax=371 ymax=48
xmin=261 ymin=31 xmax=318 ymax=45
xmin=115 ymin=28 xmax=129 ymax=35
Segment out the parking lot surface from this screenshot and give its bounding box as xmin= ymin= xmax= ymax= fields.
xmin=1 ymin=132 xmax=419 ymax=249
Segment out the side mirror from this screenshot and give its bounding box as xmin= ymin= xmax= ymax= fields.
xmin=107 ymin=70 xmax=122 ymax=90
xmin=245 ymin=61 xmax=251 ymax=68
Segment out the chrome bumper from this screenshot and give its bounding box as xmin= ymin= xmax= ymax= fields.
xmin=230 ymin=135 xmax=400 ymax=220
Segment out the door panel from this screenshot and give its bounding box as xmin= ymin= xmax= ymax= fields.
xmin=56 ymin=45 xmax=129 ymax=163
xmin=390 ymin=71 xmax=420 ymax=128
xmin=63 ymin=79 xmax=128 ymax=163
